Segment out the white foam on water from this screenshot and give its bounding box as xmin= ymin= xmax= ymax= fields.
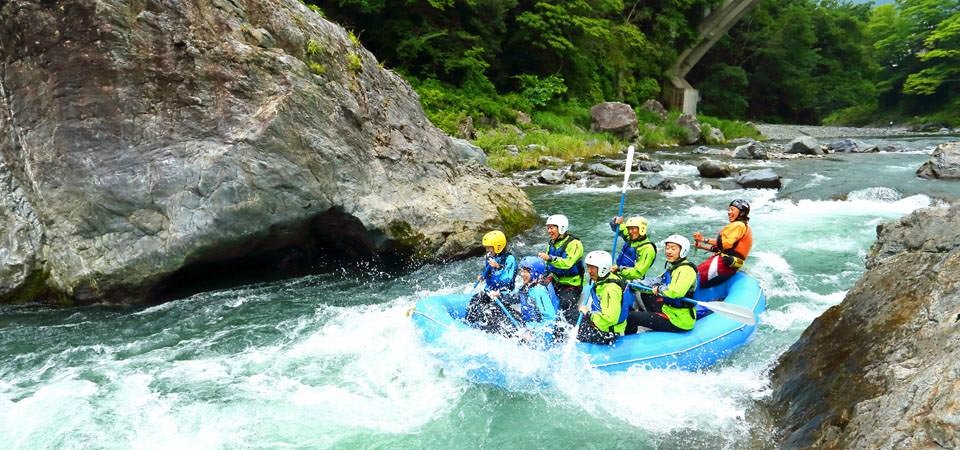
xmin=804 ymin=173 xmax=829 ymax=187
xmin=846 ymin=186 xmax=902 ymax=202
xmin=659 ymin=161 xmax=701 ymax=178
xmin=761 ymin=295 xmax=843 ymax=332
xmin=1 ymin=377 xmax=100 ymax=450
xmin=553 ymin=183 xmax=624 ymax=195
xmin=551 ymin=360 xmax=768 ymax=439
xmin=746 ymin=252 xmax=800 ymax=297
xmin=665 ymin=183 xmax=739 ymax=198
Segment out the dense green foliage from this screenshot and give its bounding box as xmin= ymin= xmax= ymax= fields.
xmin=695 ymin=0 xmax=959 ymax=126
xmin=310 ymin=0 xmax=719 ymax=107
xmin=306 ymin=0 xmax=959 ymax=138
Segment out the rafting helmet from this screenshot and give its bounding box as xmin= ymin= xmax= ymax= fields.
xmin=664 ymin=234 xmax=690 ymax=258
xmin=730 ymin=199 xmax=750 ymax=219
xmin=518 ymin=256 xmax=546 ymax=280
xmin=624 ymin=216 xmax=648 ymax=235
xmin=482 ymin=230 xmax=507 ymax=254
xmin=546 ymin=214 xmax=569 ymax=235
xmin=584 ymin=250 xmax=613 ymax=277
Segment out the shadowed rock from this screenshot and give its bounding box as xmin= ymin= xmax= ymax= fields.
xmin=0 ymin=0 xmax=537 ymax=304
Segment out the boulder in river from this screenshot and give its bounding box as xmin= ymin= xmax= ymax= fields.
xmin=697 ymin=160 xmax=735 ymax=178
xmin=736 ymin=169 xmax=781 ymax=189
xmin=827 ymin=138 xmax=878 ymax=153
xmin=916 ymin=142 xmax=960 ymax=179
xmin=768 ymin=204 xmax=960 ymax=449
xmin=0 ymin=0 xmax=537 ymax=304
xmin=785 ymin=136 xmax=823 ymax=155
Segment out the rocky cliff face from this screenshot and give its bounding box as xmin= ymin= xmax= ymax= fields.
xmin=0 ymin=0 xmax=538 ymax=304
xmin=768 ymin=204 xmax=960 ymax=449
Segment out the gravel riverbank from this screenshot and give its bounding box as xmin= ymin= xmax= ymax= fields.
xmin=754 ymin=124 xmax=923 ymax=140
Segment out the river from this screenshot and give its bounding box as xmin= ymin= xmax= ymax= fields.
xmin=1 ymin=135 xmax=958 ymax=449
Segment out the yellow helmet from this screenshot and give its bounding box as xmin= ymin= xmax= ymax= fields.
xmin=482 ymin=230 xmax=507 ymax=254
xmin=624 ymin=216 xmax=648 ymax=235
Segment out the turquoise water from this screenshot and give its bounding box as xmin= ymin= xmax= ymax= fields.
xmin=2 ymin=137 xmax=959 ymax=449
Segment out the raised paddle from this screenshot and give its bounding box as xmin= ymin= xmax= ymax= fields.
xmin=564 ymin=145 xmax=636 ymax=356
xmin=630 ymin=282 xmax=756 ymax=325
xmin=609 ymin=144 xmax=636 ymax=257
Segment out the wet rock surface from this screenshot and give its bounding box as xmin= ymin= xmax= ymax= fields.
xmin=0 ymin=0 xmax=537 ymax=304
xmin=768 ymin=203 xmax=960 ymax=449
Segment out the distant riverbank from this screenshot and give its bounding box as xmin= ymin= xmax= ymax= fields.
xmin=755 ymin=123 xmax=927 ymax=140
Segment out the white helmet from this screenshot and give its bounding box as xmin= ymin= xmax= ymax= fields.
xmin=664 ymin=234 xmax=691 ymax=258
xmin=584 ymin=250 xmax=613 ymax=278
xmin=546 ymin=214 xmax=569 ymax=235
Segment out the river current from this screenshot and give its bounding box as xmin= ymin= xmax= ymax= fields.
xmin=2 ymin=136 xmax=958 ymax=449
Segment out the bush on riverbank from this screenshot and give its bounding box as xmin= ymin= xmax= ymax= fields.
xmin=413 ymin=81 xmax=762 ymax=173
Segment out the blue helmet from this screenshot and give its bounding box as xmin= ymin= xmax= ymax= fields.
xmin=519 ymin=256 xmax=546 ymax=280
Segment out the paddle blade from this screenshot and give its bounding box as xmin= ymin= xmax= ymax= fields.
xmin=622 ymin=144 xmax=636 ymax=188
xmin=696 ymin=300 xmax=757 ymax=325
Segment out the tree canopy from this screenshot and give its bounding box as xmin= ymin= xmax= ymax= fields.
xmin=307 ymin=0 xmax=960 ymax=126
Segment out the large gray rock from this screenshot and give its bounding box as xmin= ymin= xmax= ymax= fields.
xmin=697 ymin=160 xmax=735 ymax=178
xmin=638 ymin=174 xmax=673 ymax=190
xmin=916 ymin=142 xmax=960 ymax=179
xmin=590 ymin=102 xmax=638 ymax=140
xmin=537 ymin=169 xmax=565 ymax=185
xmin=828 ymin=138 xmax=878 ymax=153
xmin=0 ymin=0 xmax=537 ymax=304
xmin=640 ymin=99 xmax=668 ymax=121
xmin=702 ymin=126 xmax=725 ymax=145
xmin=785 ymin=136 xmax=823 ymax=155
xmin=769 ymin=204 xmax=960 ymax=449
xmin=449 ymin=137 xmax=486 ymax=164
xmin=676 ymin=114 xmax=702 ymax=145
xmin=736 ymin=169 xmax=781 ymax=189
xmin=588 ymin=163 xmax=621 ymax=177
xmin=733 ymin=140 xmax=769 ymax=159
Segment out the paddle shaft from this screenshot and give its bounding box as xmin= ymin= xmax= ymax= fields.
xmin=490 ymin=295 xmax=522 ymax=329
xmin=630 ymin=282 xmax=756 ymax=326
xmin=609 ymin=145 xmax=636 ymax=257
xmin=572 ymin=145 xmax=636 ymax=332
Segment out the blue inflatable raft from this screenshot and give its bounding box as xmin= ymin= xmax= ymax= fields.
xmin=410 ymin=271 xmax=766 ymax=385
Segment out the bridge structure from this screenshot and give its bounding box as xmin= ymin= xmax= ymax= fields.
xmin=664 ymin=0 xmax=763 ymax=115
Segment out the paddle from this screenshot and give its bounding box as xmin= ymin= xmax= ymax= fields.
xmin=563 ymin=145 xmax=636 ymax=356
xmin=489 ymin=294 xmax=522 ymax=330
xmin=630 ymin=282 xmax=756 ymax=325
xmin=610 ymin=145 xmax=636 ymax=257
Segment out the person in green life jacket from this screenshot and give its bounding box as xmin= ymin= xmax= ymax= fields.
xmin=625 ymin=234 xmax=698 ymax=334
xmin=465 ymin=230 xmax=518 ymax=331
xmin=561 ymin=250 xmax=625 ymax=345
xmin=608 ymin=215 xmax=656 ymax=280
xmin=537 ymin=214 xmax=585 ymax=314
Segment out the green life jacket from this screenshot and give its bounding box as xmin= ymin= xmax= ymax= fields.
xmin=660 ymin=260 xmax=698 ymax=331
xmin=590 ymin=274 xmax=627 ymax=334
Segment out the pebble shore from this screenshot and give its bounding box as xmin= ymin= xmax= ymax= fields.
xmin=754 ymin=124 xmax=923 ymax=140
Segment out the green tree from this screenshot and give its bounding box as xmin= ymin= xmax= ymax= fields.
xmin=693 ymin=0 xmax=876 ymax=124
